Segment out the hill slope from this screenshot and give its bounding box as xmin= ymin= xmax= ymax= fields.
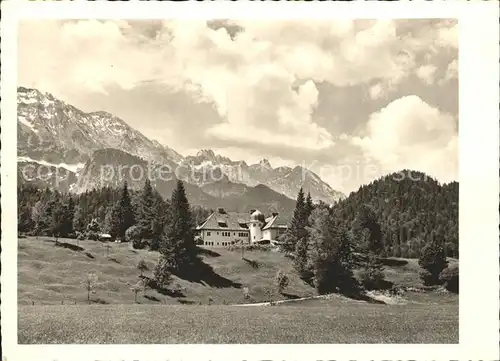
xmin=333 ymin=170 xmax=458 ymax=258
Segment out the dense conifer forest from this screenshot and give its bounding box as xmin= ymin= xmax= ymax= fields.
xmin=331 ymin=170 xmax=458 ymax=259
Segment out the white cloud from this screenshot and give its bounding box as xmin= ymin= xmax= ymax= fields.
xmin=440 ymin=59 xmax=458 ymax=84
xmin=18 ymin=19 xmax=459 ymax=188
xmin=369 ymin=83 xmax=384 ymax=100
xmin=415 ymin=64 xmax=438 ymax=85
xmin=352 ymin=95 xmax=457 ymax=183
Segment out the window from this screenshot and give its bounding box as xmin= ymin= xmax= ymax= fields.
xmin=217 ymin=232 xmax=219 ymax=235
xmin=207 ymin=231 xmax=211 ymax=236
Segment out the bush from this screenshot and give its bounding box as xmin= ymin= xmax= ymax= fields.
xmin=419 ymin=270 xmax=437 ymax=286
xmin=153 ymin=256 xmax=172 ymax=289
xmin=137 ymin=259 xmax=148 ymax=277
xmin=86 ymin=231 xmax=99 ymax=241
xmin=359 ymin=267 xmax=386 ymax=290
xmin=419 ymin=242 xmax=448 ymax=285
xmin=439 ymin=264 xmax=458 ymax=293
xmin=126 ymin=226 xmax=143 ymax=248
xmin=275 ymin=269 xmax=289 ymax=294
xmin=76 ymin=231 xmax=85 ymax=240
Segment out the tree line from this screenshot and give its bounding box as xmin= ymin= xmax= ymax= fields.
xmin=18 ymin=182 xmax=212 ymax=249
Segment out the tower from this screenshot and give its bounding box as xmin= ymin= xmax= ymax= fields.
xmin=249 ymin=209 xmax=265 ymax=243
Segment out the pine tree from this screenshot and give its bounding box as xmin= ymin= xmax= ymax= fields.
xmin=18 ymin=204 xmax=34 ymax=234
xmin=62 ymin=197 xmax=75 ymax=237
xmin=305 ymin=192 xmax=314 ymax=224
xmin=308 ymin=208 xmax=356 ymax=295
xmin=72 ymin=206 xmax=86 ymax=234
xmin=110 ymin=181 xmax=136 ymax=240
xmin=137 ymin=179 xmax=156 ymax=240
xmin=50 ymin=200 xmax=66 ymax=241
xmin=287 ymin=188 xmax=311 ymax=278
xmin=352 ymin=204 xmax=386 ymax=290
xmin=159 ymin=180 xmax=196 ymax=272
xmin=103 ymin=207 xmax=113 ymax=234
xmin=32 ymin=200 xmax=49 ymax=236
xmin=150 ymin=191 xmax=170 ymax=250
xmin=283 ymin=188 xmax=308 ymax=256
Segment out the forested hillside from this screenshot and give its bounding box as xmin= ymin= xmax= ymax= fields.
xmin=332 ymin=170 xmax=458 ymax=258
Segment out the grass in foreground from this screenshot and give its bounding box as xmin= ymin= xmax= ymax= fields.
xmin=18 ymin=300 xmax=458 ymax=344
xmin=19 ymin=236 xmax=457 ymax=306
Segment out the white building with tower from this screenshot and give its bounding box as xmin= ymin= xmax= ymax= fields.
xmin=195 ymin=208 xmax=287 ymax=247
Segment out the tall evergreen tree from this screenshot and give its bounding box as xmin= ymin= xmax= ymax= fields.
xmin=308 ymin=208 xmax=356 ymax=294
xmin=352 ymin=204 xmax=386 ymax=289
xmin=50 ymin=199 xmax=66 ymax=241
xmin=102 ymin=207 xmax=113 ymax=234
xmin=110 ymin=181 xmax=136 ymax=239
xmin=283 ymin=187 xmax=307 ymax=253
xmin=18 ymin=204 xmax=34 ymax=234
xmin=159 ymin=180 xmax=196 ymax=272
xmin=72 ymin=206 xmax=86 ymax=234
xmin=288 ymin=188 xmax=310 ymax=278
xmin=32 ymin=200 xmax=49 ymax=235
xmin=137 ymin=179 xmax=156 ymax=240
xmin=305 ymin=192 xmax=314 ymax=223
xmin=62 ymin=197 xmax=76 ymax=237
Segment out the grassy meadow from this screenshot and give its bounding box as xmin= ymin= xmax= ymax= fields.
xmin=18 ymin=236 xmax=458 ymax=344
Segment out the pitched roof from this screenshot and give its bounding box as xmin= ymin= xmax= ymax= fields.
xmin=197 ymin=211 xmax=250 ymax=230
xmin=263 ymin=214 xmax=279 ymax=230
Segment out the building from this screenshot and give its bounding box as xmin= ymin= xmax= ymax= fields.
xmin=196 ymin=208 xmax=288 ymax=247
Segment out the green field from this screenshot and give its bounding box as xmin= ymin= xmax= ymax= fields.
xmin=18 ymin=236 xmax=458 ymax=344
xmin=18 ymin=301 xmax=458 ymax=344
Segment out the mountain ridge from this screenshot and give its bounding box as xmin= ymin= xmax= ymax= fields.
xmin=17 ymin=86 xmax=344 ymax=205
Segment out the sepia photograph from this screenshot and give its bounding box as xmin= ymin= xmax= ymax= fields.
xmin=1 ymin=1 xmax=499 ymax=360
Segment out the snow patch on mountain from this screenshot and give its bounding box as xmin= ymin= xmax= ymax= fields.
xmin=18 ymin=156 xmax=85 ymax=173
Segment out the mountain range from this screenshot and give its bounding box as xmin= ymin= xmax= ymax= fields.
xmin=17 ymin=86 xmax=345 ymax=217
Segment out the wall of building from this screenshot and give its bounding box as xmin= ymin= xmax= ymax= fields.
xmin=262 ymin=229 xmax=276 ymax=240
xmin=201 ymin=229 xmax=250 ymax=247
xmin=249 ymin=221 xmax=263 ymax=243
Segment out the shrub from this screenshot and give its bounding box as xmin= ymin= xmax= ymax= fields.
xmin=360 ymin=255 xmax=386 ymax=290
xmin=419 ymin=242 xmax=448 ymax=285
xmin=126 ymin=226 xmax=146 ymax=249
xmin=76 ymin=231 xmax=85 ymax=240
xmin=86 ymin=231 xmax=99 ymax=241
xmin=439 ymin=264 xmax=458 ymax=293
xmin=360 ymin=267 xmax=386 ymax=290
xmin=125 ymin=225 xmax=141 ymax=242
xmin=137 ymin=259 xmax=148 ymax=277
xmin=264 ymin=286 xmax=274 ymax=303
xmin=153 ymin=256 xmax=172 ymax=289
xmin=275 ymin=269 xmax=289 ymax=294
xmin=242 ymin=287 xmax=251 ymax=301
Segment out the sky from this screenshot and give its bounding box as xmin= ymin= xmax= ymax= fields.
xmin=18 ymin=19 xmax=458 ymax=194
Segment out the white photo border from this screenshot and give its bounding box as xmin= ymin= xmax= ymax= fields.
xmin=1 ymin=1 xmax=499 ymax=360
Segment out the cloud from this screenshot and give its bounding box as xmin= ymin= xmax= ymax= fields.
xmin=440 ymin=59 xmax=458 ymax=84
xmin=369 ymin=83 xmax=384 ymax=100
xmin=415 ymin=64 xmax=438 ymax=85
xmin=352 ymin=95 xmax=457 ymax=183
xmin=18 ymin=19 xmax=459 ymax=192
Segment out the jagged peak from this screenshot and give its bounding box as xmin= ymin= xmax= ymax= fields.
xmin=259 ymin=158 xmax=272 ymax=168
